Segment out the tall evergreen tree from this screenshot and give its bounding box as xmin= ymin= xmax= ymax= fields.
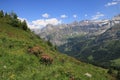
xmin=107 ymin=68 xmax=113 ymax=74
xmin=5 ymin=13 xmax=9 ymax=18
xmin=117 ymin=70 xmax=120 ymax=80
xmin=22 ymin=20 xmax=28 ymax=31
xmin=10 ymin=11 xmax=17 ymax=19
xmin=47 ymin=39 xmax=53 ymax=47
xmin=0 ymin=10 xmax=4 ymax=18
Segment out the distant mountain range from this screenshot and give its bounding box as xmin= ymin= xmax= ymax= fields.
xmin=33 ymin=14 xmax=120 ymax=46
xmin=58 ymin=23 xmax=120 ymax=68
xmin=33 ymin=14 xmax=120 ymax=68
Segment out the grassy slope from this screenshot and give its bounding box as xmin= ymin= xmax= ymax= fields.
xmin=0 ymin=23 xmax=114 ymax=80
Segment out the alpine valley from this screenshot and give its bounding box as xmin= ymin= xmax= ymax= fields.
xmin=34 ymin=14 xmax=120 ymax=69
xmin=1 ymin=0 xmax=120 ymax=80
xmin=1 ymin=10 xmax=117 ymax=80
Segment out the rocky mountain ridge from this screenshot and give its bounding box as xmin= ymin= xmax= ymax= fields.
xmin=33 ymin=14 xmax=120 ymax=46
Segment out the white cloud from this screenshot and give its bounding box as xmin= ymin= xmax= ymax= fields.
xmin=42 ymin=13 xmax=50 ymax=18
xmin=85 ymin=14 xmax=88 ymax=17
xmin=92 ymin=12 xmax=104 ymax=20
xmin=28 ymin=18 xmax=61 ymax=29
xmin=18 ymin=17 xmax=61 ymax=29
xmin=18 ymin=17 xmax=33 ymax=29
xmin=105 ymin=0 xmax=120 ymax=7
xmin=18 ymin=17 xmax=26 ymax=22
xmin=60 ymin=14 xmax=67 ymax=18
xmin=73 ymin=14 xmax=77 ymax=18
xmin=105 ymin=2 xmax=118 ymax=6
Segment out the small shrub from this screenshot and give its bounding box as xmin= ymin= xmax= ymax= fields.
xmin=47 ymin=40 xmax=53 ymax=47
xmin=117 ymin=70 xmax=120 ymax=80
xmin=9 ymin=44 xmax=14 ymax=49
xmin=27 ymin=46 xmax=43 ymax=57
xmin=107 ymin=68 xmax=113 ymax=74
xmin=40 ymin=54 xmax=53 ymax=65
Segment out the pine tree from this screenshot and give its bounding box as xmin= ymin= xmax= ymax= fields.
xmin=22 ymin=20 xmax=28 ymax=31
xmin=5 ymin=13 xmax=10 ymax=18
xmin=117 ymin=70 xmax=120 ymax=80
xmin=10 ymin=11 xmax=17 ymax=19
xmin=54 ymin=45 xmax=57 ymax=50
xmin=47 ymin=39 xmax=53 ymax=47
xmin=107 ymin=68 xmax=113 ymax=74
xmin=0 ymin=10 xmax=4 ymax=18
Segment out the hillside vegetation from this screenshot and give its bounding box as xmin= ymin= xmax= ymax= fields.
xmin=0 ymin=10 xmax=116 ymax=80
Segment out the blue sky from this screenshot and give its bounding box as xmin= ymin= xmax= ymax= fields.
xmin=0 ymin=0 xmax=120 ymax=28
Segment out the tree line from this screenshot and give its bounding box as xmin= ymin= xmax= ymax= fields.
xmin=0 ymin=10 xmax=28 ymax=31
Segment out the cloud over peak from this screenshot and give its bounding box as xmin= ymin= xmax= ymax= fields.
xmin=28 ymin=18 xmax=61 ymax=29
xmin=73 ymin=14 xmax=77 ymax=18
xmin=92 ymin=12 xmax=104 ymax=20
